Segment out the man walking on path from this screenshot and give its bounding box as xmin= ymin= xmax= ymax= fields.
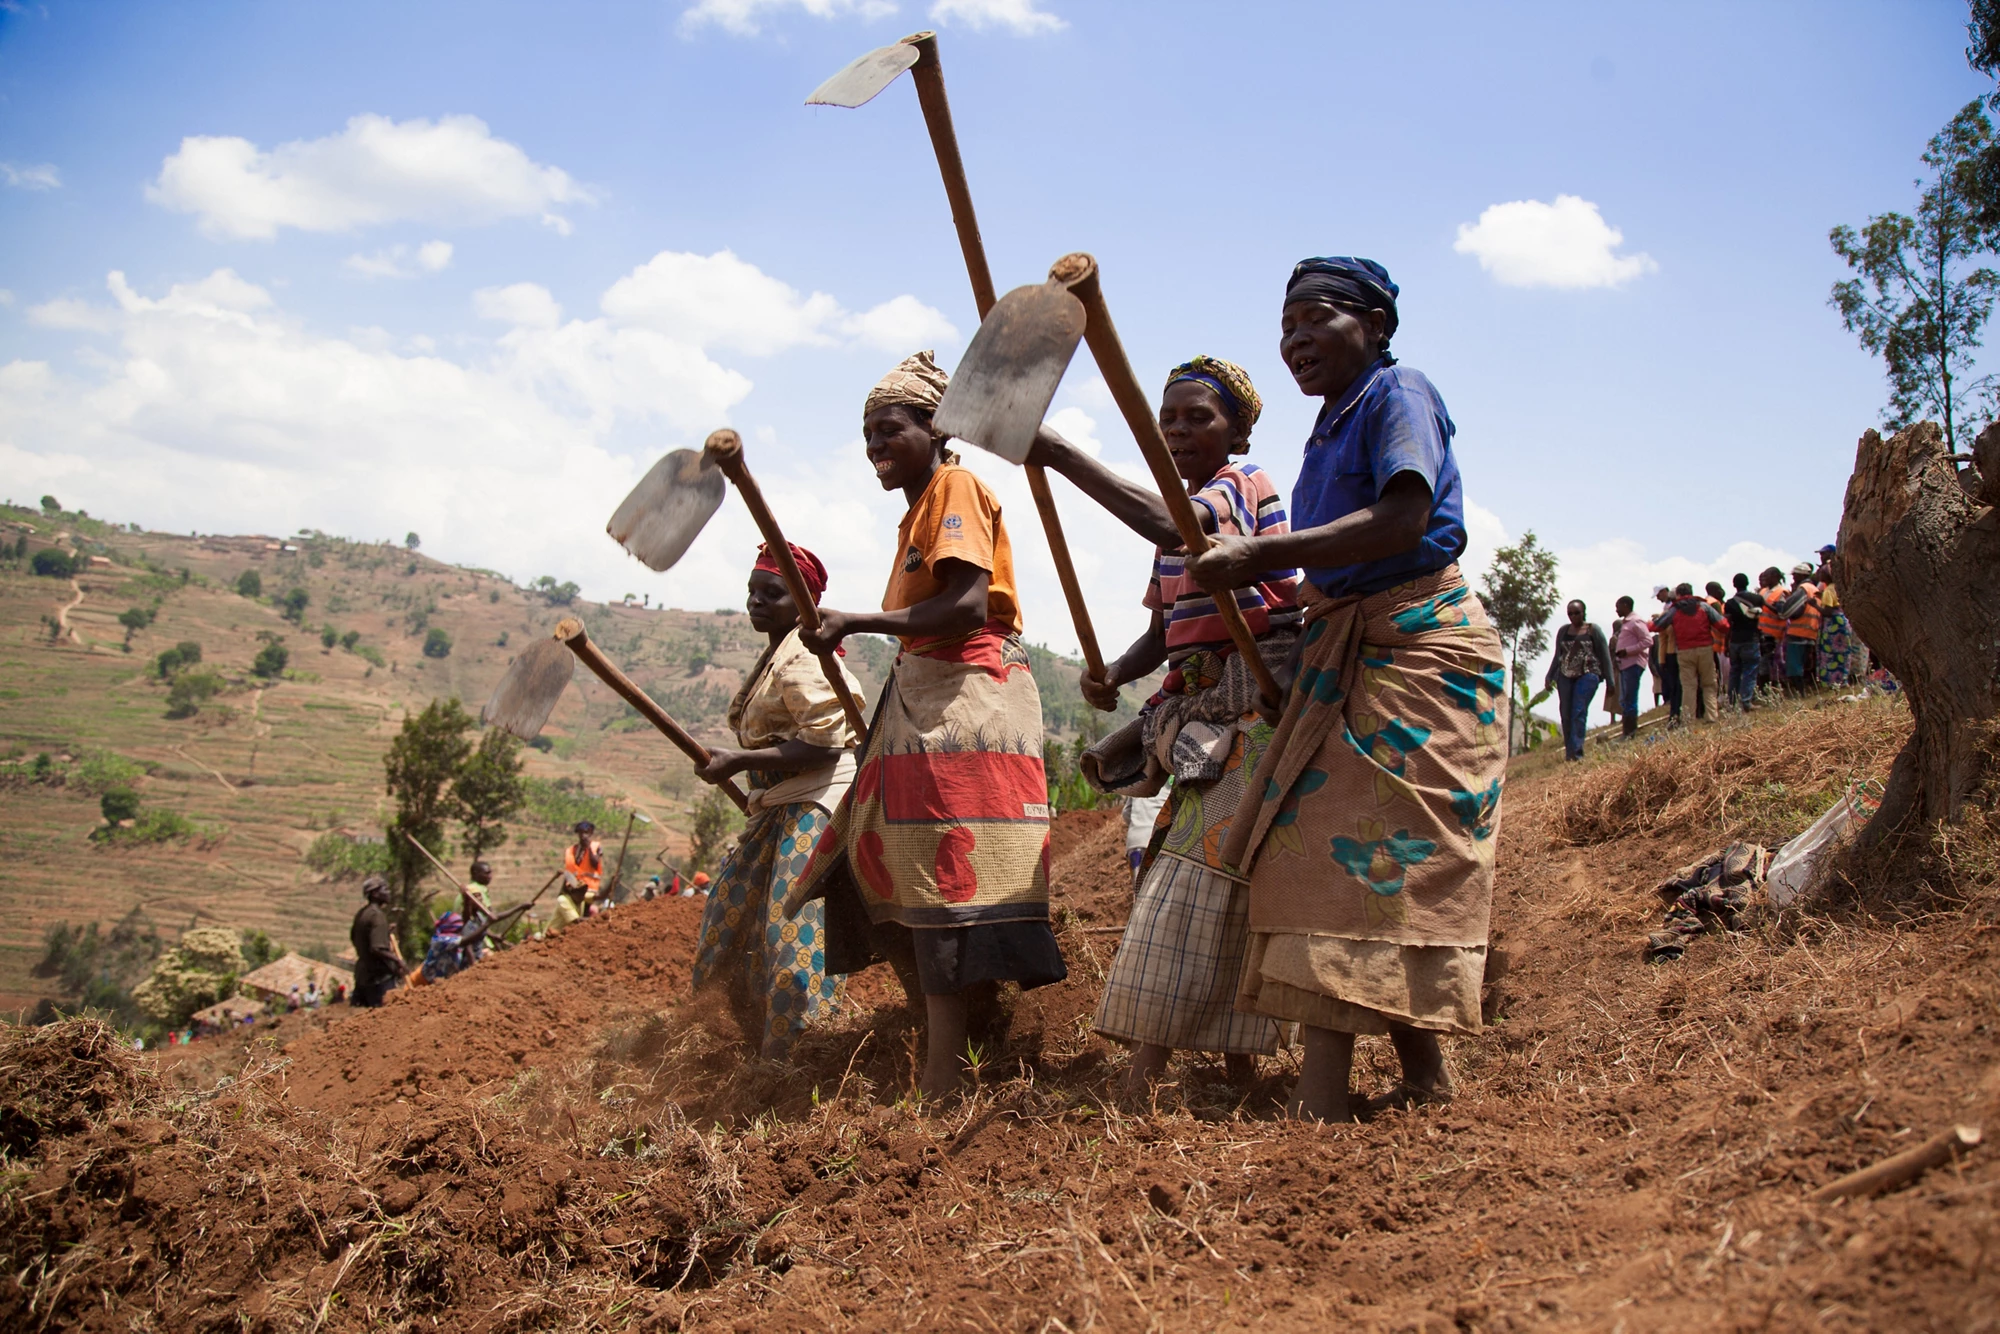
xmin=1663 ymin=583 xmax=1724 ymax=723
xmin=1723 ymin=574 xmax=1766 ymax=711
xmin=350 ymin=875 xmax=405 ymax=1007
xmin=1609 ymin=595 xmax=1652 ymax=739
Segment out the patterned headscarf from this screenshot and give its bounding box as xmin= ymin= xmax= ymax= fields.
xmin=753 ymin=541 xmax=828 ymax=603
xmin=1164 ymin=355 xmax=1262 ymax=439
xmin=1285 ymin=256 xmax=1400 ymax=340
xmin=863 ymin=350 xmax=951 ymax=424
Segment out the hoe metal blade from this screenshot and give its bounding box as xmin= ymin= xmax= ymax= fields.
xmin=807 ymin=39 xmax=921 ymax=108
xmin=606 ymin=448 xmax=727 ymax=572
xmin=934 ymin=279 xmax=1087 ymax=465
xmin=481 ymin=637 xmax=574 ymax=739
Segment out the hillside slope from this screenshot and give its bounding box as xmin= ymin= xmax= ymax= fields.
xmin=0 ymin=502 xmax=1137 ymax=1013
xmin=4 ymin=691 xmax=1995 ymax=1332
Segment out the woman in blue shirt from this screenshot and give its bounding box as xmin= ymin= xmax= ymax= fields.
xmin=1189 ymin=257 xmax=1509 ymax=1123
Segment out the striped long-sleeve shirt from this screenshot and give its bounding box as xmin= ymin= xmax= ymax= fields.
xmin=1144 ymin=461 xmax=1300 ymax=651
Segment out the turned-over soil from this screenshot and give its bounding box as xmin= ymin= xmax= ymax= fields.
xmin=3 ymin=693 xmax=1997 ymax=1332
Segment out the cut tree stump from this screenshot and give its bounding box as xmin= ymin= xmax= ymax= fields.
xmin=1837 ymin=421 xmax=2000 ymax=843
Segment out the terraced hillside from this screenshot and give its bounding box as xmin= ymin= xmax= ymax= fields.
xmin=0 ymin=502 xmax=1135 ymax=1014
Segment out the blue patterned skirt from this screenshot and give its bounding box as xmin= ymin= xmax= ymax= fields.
xmin=691 ymin=800 xmax=840 ymax=1060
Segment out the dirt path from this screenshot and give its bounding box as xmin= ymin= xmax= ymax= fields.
xmin=55 ymin=576 xmax=82 ymax=644
xmin=171 ymin=743 xmax=238 ymax=793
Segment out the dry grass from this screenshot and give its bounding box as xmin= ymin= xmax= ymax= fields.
xmin=1537 ymin=695 xmax=1909 ymax=849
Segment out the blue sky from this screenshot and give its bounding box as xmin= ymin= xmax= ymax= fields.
xmin=0 ymin=0 xmax=1989 ymax=665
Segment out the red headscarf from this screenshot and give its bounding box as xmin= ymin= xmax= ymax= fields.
xmin=753 ymin=542 xmax=828 ymax=603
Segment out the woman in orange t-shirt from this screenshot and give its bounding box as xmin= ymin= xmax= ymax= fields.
xmin=789 ymin=351 xmax=1064 ymax=1100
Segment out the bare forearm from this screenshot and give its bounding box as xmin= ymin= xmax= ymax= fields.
xmin=1031 ymin=429 xmax=1187 ymax=548
xmin=1248 ymin=498 xmax=1424 ymax=573
xmin=709 ymin=738 xmax=842 ymax=779
xmin=1107 ymin=623 xmax=1167 ymax=688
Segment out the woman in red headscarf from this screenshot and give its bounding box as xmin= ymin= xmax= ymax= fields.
xmin=688 ymin=541 xmax=867 ymax=1060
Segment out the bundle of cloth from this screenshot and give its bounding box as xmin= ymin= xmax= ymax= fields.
xmin=1643 ymin=842 xmax=1770 ymax=963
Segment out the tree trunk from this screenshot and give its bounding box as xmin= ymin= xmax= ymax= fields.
xmin=1837 ymin=420 xmax=2000 ymax=842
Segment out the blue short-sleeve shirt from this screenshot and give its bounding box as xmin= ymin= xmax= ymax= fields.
xmin=1291 ymin=360 xmax=1466 ymax=597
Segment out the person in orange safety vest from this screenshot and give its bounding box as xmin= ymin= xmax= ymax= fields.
xmin=553 ymin=821 xmax=602 ymax=931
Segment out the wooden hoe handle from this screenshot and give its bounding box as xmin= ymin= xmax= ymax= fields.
xmin=553 ymin=618 xmax=750 ymax=813
xmin=904 ymin=34 xmax=1108 ymax=696
xmin=1051 ymin=253 xmax=1282 ymax=709
xmin=700 ymin=431 xmax=872 ymax=740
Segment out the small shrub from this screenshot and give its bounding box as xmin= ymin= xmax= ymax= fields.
xmin=76 ymin=751 xmax=144 ymax=795
xmin=422 ymin=627 xmax=452 ymax=659
xmin=235 ymin=570 xmax=262 ymax=598
xmin=304 ymin=830 xmax=397 ymax=879
xmin=100 ymin=785 xmax=141 ymax=824
xmin=340 ymin=630 xmax=361 ymax=651
xmin=155 ymin=641 xmax=203 ymax=678
xmin=320 ymin=625 xmax=337 ymax=648
xmin=280 ymin=587 xmax=309 ymax=622
xmin=355 ymin=644 xmax=386 ymax=668
xmin=251 ymin=639 xmax=289 ymax=679
xmin=165 ymin=670 xmax=224 ymax=718
xmin=31 ymin=548 xmax=74 ymax=577
xmin=124 ymin=809 xmax=201 ymax=844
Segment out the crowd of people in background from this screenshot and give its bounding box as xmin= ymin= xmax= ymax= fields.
xmin=1544 ymin=543 xmax=1888 ymax=761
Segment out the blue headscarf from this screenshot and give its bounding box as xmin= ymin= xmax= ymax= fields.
xmin=1285 ymin=257 xmax=1400 ymax=341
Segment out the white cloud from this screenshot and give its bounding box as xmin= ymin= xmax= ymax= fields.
xmin=343 ymin=238 xmax=456 ymax=279
xmin=840 ymin=293 xmax=959 ymax=352
xmin=1 ymin=161 xmax=60 ymax=190
xmin=27 ymin=296 xmax=119 ymax=332
xmin=930 ymin=0 xmax=1064 ymax=35
xmin=601 ymin=249 xmax=955 ymax=356
xmin=1453 ymin=194 xmax=1656 ymax=290
xmin=0 ymin=289 xmax=15 ymax=307
xmin=148 ymin=114 xmax=592 ymax=240
xmin=679 ymin=0 xmax=894 ymax=37
xmin=0 ymin=258 xmax=964 ymax=620
xmin=474 ymin=282 xmax=563 ymax=328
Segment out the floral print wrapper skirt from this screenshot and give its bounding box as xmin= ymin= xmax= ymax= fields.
xmin=1221 ymin=567 xmax=1507 ymax=1036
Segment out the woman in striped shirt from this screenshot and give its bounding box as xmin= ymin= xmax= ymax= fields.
xmin=1029 ymin=355 xmax=1301 ymax=1098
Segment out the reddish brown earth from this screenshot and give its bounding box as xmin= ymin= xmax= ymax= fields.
xmin=3 ymin=696 xmax=1998 ymax=1332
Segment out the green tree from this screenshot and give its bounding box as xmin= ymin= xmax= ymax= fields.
xmin=279 ymin=587 xmax=310 ymax=622
xmin=1479 ymin=531 xmax=1561 ymax=756
xmin=454 ymin=728 xmax=527 ymax=862
xmin=235 ymin=569 xmax=262 ymax=598
xmin=687 ymin=786 xmax=741 ymax=876
xmin=533 ymin=575 xmax=580 ymax=606
xmin=165 ymin=669 xmax=224 ymax=719
xmin=1831 ymin=101 xmax=2000 ymax=452
xmin=251 ymin=638 xmax=289 ymax=679
xmin=320 ymin=624 xmax=338 ymax=648
xmin=383 ymin=698 xmax=476 ymax=952
xmin=40 ymin=494 xmax=59 ymax=512
xmin=405 ymin=531 xmax=421 ymax=550
xmin=422 ymin=627 xmax=453 ymax=658
xmin=339 ymin=629 xmax=361 ymax=651
xmin=156 ymin=640 xmax=202 ymax=678
xmin=31 ymin=548 xmax=74 ymax=577
xmin=117 ymin=606 xmax=155 ymax=644
xmin=101 ymin=785 xmax=141 ymax=824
